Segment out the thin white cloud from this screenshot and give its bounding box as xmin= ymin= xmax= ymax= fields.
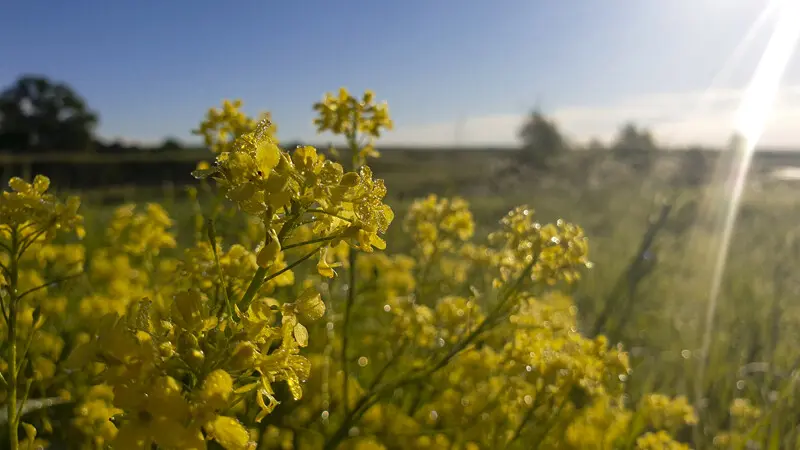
xmin=379 ymin=85 xmax=800 ymax=148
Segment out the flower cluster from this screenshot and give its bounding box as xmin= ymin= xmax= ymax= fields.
xmin=313 ymin=87 xmax=393 ymax=167
xmin=66 ymin=285 xmax=325 ymax=449
xmin=403 ymin=194 xmax=474 ymax=257
xmin=193 ymin=99 xmax=278 ymax=155
xmin=712 ymin=398 xmax=763 ymax=448
xmin=0 ymin=175 xmax=84 ymax=240
xmin=259 ymin=194 xmax=694 ymax=450
xmin=488 ymin=206 xmax=591 ymax=287
xmin=639 ymin=393 xmax=698 ymax=432
xmin=194 ymin=123 xmax=394 ymax=269
xmin=78 ymin=204 xmax=178 ymax=321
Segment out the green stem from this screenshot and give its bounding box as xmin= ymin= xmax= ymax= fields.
xmin=323 ymin=254 xmax=539 ymax=450
xmin=239 ymin=266 xmax=268 ymax=312
xmin=16 ymin=272 xmax=84 ymax=301
xmin=341 ymin=249 xmax=357 ymax=416
xmin=206 ymin=219 xmax=233 ymax=318
xmin=340 ymin=127 xmax=362 ymax=417
xmin=16 ymin=317 xmax=42 ymax=380
xmin=239 ymin=243 xmax=328 ymax=312
xmin=282 ymin=234 xmax=342 ymax=251
xmin=14 ymin=380 xmax=32 ymax=429
xmin=6 ymin=227 xmax=19 ymax=450
xmin=238 ymin=206 xmax=301 ymax=311
xmin=16 ymin=220 xmax=56 ymax=260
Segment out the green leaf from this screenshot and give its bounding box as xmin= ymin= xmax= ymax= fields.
xmin=192 ymin=167 xmax=219 ymax=179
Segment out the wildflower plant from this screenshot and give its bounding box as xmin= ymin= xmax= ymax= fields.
xmin=0 ymin=90 xmax=704 ymax=450
xmin=313 ymin=87 xmax=393 ymax=170
xmin=1 ymin=176 xmax=84 ymax=450
xmin=57 ymin=108 xmax=394 ymax=448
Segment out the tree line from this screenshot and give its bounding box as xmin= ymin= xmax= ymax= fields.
xmin=516 ymin=109 xmax=717 ymax=186
xmin=0 ymin=74 xmax=710 ymax=173
xmin=0 ymin=74 xmax=185 ymax=153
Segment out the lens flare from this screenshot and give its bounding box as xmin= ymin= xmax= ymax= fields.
xmin=696 ymin=0 xmax=800 ymax=411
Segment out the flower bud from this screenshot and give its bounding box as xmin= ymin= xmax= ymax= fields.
xmin=199 ymin=369 xmax=233 ymax=410
xmin=257 ymin=238 xmax=281 ymax=268
xmin=228 ymin=342 xmax=257 ymax=371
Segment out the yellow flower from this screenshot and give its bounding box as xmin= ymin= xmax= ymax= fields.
xmin=199 ymin=369 xmax=234 ymax=410
xmin=204 ymin=415 xmax=253 ymax=450
xmin=635 ymin=431 xmax=690 ymax=450
xmin=193 ymin=99 xmax=278 ymax=154
xmin=112 ymin=376 xmax=201 ymax=449
xmin=317 ymin=247 xmax=341 ymax=278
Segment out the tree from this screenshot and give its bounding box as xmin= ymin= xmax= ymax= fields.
xmin=0 ymin=75 xmax=99 ymax=152
xmin=158 ymin=137 xmax=183 ymax=152
xmin=586 ymin=137 xmax=606 ymax=152
xmin=611 ymin=122 xmax=658 ymax=171
xmin=517 ymin=110 xmax=567 ymax=168
xmin=677 ymin=146 xmax=712 ymax=187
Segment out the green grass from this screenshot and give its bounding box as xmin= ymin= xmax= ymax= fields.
xmin=71 ymin=149 xmax=800 ymax=447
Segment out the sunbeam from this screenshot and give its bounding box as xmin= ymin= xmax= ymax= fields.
xmin=695 ymin=0 xmax=800 ymax=423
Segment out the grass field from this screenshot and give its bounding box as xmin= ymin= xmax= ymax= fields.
xmin=10 ymin=144 xmax=799 ymax=448
xmin=84 ymin=152 xmax=800 ymax=374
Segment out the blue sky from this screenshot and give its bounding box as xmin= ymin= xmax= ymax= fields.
xmin=2 ymin=0 xmax=799 ymax=146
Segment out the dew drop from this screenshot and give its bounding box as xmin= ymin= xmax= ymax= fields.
xmin=525 ymin=365 xmax=532 ymax=372
xmin=348 ymin=427 xmax=360 ymax=437
xmin=429 ymin=410 xmax=438 ymax=421
xmin=736 ymin=380 xmax=745 ymax=390
xmin=357 ymin=356 xmax=369 ymax=367
xmin=383 ymin=304 xmax=391 ymax=312
xmin=681 ymin=349 xmax=691 ymax=359
xmin=618 ymin=374 xmax=628 ymax=382
xmin=437 ymin=337 xmax=446 ymax=347
xmin=326 ymin=322 xmax=334 ymax=331
xmin=523 ymin=395 xmax=533 ymax=406
xmin=321 ymin=410 xmax=329 ymax=420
